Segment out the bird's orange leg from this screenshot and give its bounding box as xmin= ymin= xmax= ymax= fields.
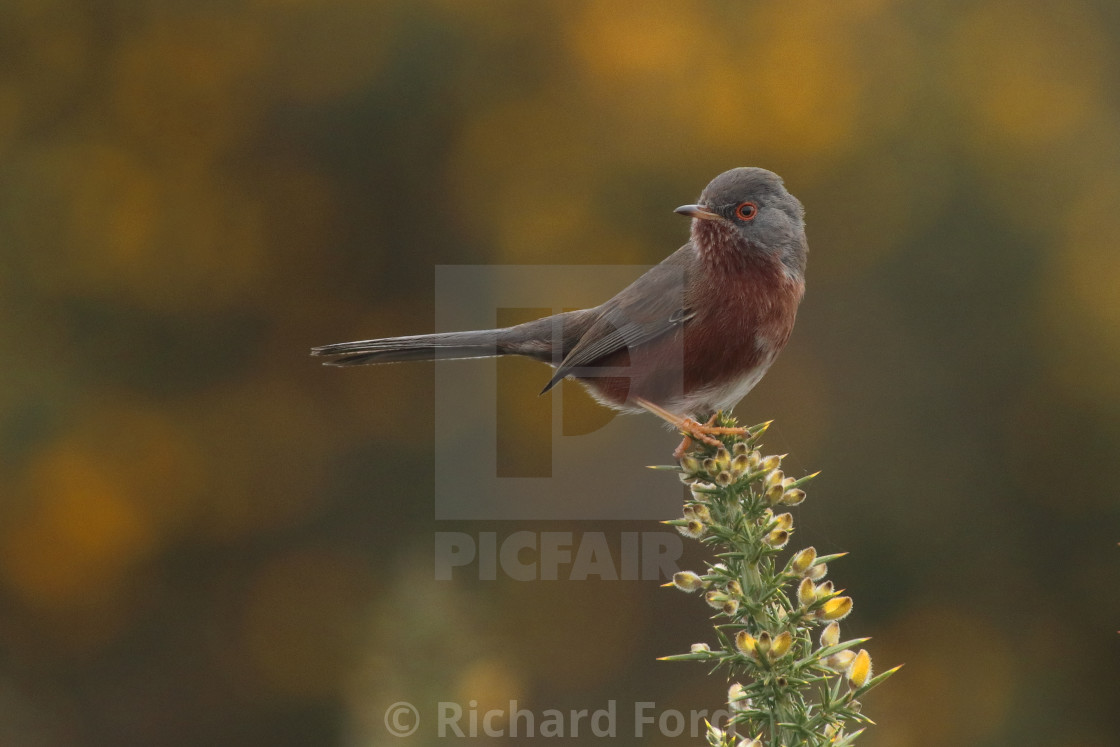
xmin=634 ymin=398 xmax=749 ymax=458
xmin=671 ymin=414 xmax=719 ymax=459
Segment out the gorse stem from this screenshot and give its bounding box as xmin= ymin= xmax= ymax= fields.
xmin=657 ymin=416 xmax=899 ymax=747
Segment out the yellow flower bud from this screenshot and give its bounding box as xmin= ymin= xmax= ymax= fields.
xmin=780 ymin=488 xmax=806 ymax=506
xmin=735 ymin=630 xmax=757 ymax=656
xmin=722 ymin=598 xmax=740 ymax=616
xmin=690 ymin=642 xmax=712 ymax=654
xmin=765 ymin=529 xmax=790 ymax=548
xmin=688 ymin=483 xmax=710 ymax=500
xmin=730 ymin=453 xmax=750 ymax=477
xmin=728 ymin=682 xmax=750 ymax=712
xmin=715 ymin=470 xmax=733 ymax=487
xmin=671 ymin=571 xmax=706 ymax=592
xmin=818 ymin=596 xmax=853 ymax=621
xmin=679 ymin=455 xmax=701 ymax=474
xmin=790 ymin=546 xmax=817 ymax=574
xmin=807 ymin=562 xmax=828 ymax=581
xmin=755 ymin=630 xmax=772 ymax=655
xmin=820 ymin=621 xmax=840 ymax=648
xmin=847 ymin=649 xmax=873 ymax=688
xmin=798 ymin=577 xmax=817 ymax=607
xmin=761 ymin=454 xmax=782 ymax=471
xmin=732 ymin=442 xmax=749 ymax=456
xmin=765 ymin=468 xmax=785 ymax=488
xmin=676 ymin=520 xmax=706 ymax=538
xmin=774 ymin=512 xmax=794 ymax=531
xmin=765 ymin=484 xmax=784 ymax=505
xmin=826 ymin=649 xmax=856 ymax=671
xmin=703 ymin=458 xmax=718 ymax=476
xmin=726 ymin=579 xmax=743 ymax=597
xmin=747 ymin=450 xmax=762 ymax=469
xmin=770 ymin=631 xmax=793 ymax=658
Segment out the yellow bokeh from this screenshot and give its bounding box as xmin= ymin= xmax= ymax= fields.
xmin=567 ymin=1 xmax=709 ymax=84
xmin=706 ymin=5 xmax=864 ymax=158
xmin=0 ymin=400 xmax=203 ymax=613
xmin=454 ymin=657 xmax=526 ymax=721
xmin=1 ymin=442 xmax=155 ymax=610
xmin=7 ymin=139 xmax=267 ymax=312
xmin=565 ymin=2 xmax=870 ymax=161
xmin=109 ymin=13 xmax=267 ymax=162
xmin=947 ymin=1 xmax=1107 ymax=147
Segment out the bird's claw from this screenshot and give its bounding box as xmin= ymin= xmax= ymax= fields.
xmin=672 ymin=415 xmax=750 ymax=458
xmin=633 ymin=398 xmax=748 ymax=458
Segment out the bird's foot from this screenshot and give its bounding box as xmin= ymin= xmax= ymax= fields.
xmin=672 ymin=414 xmax=750 ymax=459
xmin=634 ymin=399 xmax=748 ymax=458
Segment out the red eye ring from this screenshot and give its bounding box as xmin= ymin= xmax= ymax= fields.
xmin=735 ymin=202 xmax=758 ymax=221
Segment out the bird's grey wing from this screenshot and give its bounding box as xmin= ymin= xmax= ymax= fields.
xmin=540 ymin=245 xmax=695 ymax=394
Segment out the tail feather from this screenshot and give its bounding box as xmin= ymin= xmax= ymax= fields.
xmin=311 ymin=330 xmax=501 ymax=366
xmin=313 ymin=310 xmax=594 ymax=368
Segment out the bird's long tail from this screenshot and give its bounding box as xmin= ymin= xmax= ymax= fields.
xmin=310 ymin=330 xmax=505 ymax=366
xmin=312 ymin=311 xmax=592 ymax=367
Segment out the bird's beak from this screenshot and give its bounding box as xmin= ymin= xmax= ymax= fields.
xmin=674 ymin=204 xmax=721 ymax=221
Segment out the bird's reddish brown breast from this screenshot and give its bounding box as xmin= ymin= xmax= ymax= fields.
xmin=579 ymin=248 xmax=803 ymax=414
xmin=681 ymin=253 xmax=804 ymax=411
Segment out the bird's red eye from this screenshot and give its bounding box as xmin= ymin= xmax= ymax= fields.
xmin=735 ymin=202 xmax=758 ymax=221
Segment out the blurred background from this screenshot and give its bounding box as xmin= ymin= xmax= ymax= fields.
xmin=1 ymin=0 xmax=1119 ymax=745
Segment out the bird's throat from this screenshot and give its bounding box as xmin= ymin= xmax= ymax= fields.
xmin=692 ymin=219 xmax=754 ymax=272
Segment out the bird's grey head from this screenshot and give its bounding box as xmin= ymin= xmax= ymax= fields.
xmin=677 ymin=167 xmax=808 ymax=276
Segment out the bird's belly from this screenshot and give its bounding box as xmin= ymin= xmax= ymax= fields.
xmin=570 ymin=330 xmax=778 ymax=417
xmin=678 ymin=347 xmax=777 ymax=415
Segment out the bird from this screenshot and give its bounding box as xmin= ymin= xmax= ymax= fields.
xmin=312 ymin=167 xmax=807 ymax=456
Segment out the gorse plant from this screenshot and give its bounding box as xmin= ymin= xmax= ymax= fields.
xmin=657 ymin=417 xmax=899 ymax=747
